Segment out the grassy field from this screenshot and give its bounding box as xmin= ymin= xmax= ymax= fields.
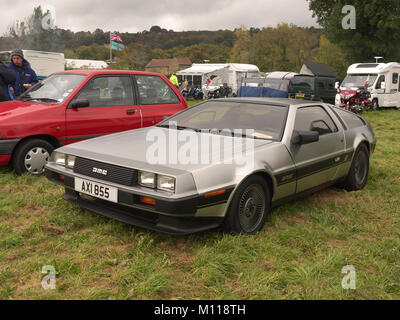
xmin=0 ymin=107 xmax=399 ymax=300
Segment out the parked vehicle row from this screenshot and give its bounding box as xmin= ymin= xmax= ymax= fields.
xmin=0 ymin=67 xmax=377 ymax=235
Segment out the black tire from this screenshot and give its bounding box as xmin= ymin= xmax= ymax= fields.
xmin=222 ymin=175 xmax=270 ymax=234
xmin=372 ymin=99 xmax=380 ymax=110
xmin=343 ymin=144 xmax=370 ymax=191
xmin=12 ymin=139 xmax=54 ymax=175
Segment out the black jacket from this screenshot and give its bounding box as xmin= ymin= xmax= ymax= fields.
xmin=0 ymin=62 xmax=16 ymax=102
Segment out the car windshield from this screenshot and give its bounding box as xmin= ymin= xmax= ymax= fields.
xmin=290 ymin=76 xmax=314 ymax=88
xmin=158 ymin=101 xmax=288 ymax=141
xmin=18 ymin=73 xmax=87 ymax=104
xmin=341 ymin=74 xmax=378 ymax=88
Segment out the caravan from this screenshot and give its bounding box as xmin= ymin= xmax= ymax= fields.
xmin=336 ymin=62 xmax=400 ymax=109
xmin=176 ymin=63 xmax=260 ymax=96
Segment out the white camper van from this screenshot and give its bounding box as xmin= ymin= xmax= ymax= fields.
xmin=336 ymin=62 xmax=400 ymax=109
xmin=0 ymin=50 xmax=65 ymax=79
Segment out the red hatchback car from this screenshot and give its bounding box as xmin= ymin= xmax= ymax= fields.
xmin=0 ymin=70 xmax=187 ymax=175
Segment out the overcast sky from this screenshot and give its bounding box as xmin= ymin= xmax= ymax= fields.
xmin=0 ymin=0 xmax=319 ymax=35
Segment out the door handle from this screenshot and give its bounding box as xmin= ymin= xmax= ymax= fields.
xmin=126 ymin=109 xmax=137 ymax=114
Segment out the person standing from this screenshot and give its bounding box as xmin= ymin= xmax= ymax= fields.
xmin=0 ymin=61 xmax=16 ymax=102
xmin=8 ymin=49 xmax=39 ymax=97
xmin=169 ymin=73 xmax=179 ymax=88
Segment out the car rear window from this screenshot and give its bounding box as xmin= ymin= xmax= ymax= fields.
xmin=335 ymin=108 xmax=365 ymax=128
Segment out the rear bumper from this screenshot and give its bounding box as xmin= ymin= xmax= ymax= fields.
xmin=45 ymin=168 xmax=228 ymax=235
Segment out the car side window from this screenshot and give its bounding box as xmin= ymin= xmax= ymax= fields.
xmin=335 ymin=108 xmax=365 ymax=128
xmin=376 ymin=75 xmax=385 ymax=89
xmin=75 ymin=76 xmax=134 ymax=107
xmin=136 ymin=75 xmax=180 ymax=105
xmin=294 ymin=106 xmax=338 ymax=136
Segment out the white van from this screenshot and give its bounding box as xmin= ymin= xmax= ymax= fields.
xmin=336 ymin=62 xmax=400 ymax=109
xmin=0 ymin=50 xmax=65 ymax=79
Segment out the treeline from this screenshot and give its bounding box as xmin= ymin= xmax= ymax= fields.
xmin=0 ymin=6 xmax=351 ymax=78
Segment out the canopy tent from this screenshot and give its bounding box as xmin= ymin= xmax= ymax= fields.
xmin=176 ymin=63 xmax=260 ymax=93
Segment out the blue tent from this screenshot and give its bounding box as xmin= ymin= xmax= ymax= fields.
xmin=237 ymin=86 xmax=288 ymax=98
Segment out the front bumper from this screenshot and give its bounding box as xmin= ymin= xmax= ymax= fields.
xmin=0 ymin=139 xmax=20 ymax=165
xmin=45 ymin=167 xmax=232 ymax=235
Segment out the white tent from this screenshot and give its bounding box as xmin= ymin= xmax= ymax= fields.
xmin=176 ymin=63 xmax=260 ymax=93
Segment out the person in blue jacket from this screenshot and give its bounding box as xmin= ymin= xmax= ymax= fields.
xmin=0 ymin=61 xmax=16 ymax=102
xmin=8 ymin=49 xmax=39 ymax=97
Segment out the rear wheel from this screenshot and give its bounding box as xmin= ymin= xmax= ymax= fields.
xmin=343 ymin=144 xmax=370 ymax=191
xmin=12 ymin=139 xmax=54 ymax=175
xmin=222 ymin=175 xmax=270 ymax=234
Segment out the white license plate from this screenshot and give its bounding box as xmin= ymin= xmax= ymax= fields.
xmin=74 ymin=178 xmax=118 ymax=203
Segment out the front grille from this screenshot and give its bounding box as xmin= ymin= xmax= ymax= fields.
xmin=74 ymin=157 xmax=137 ymax=186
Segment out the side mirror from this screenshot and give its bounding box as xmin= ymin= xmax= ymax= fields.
xmin=381 ymin=82 xmax=386 ymax=90
xmin=70 ymin=99 xmax=90 ymax=109
xmin=291 ymin=130 xmax=319 ymax=145
xmin=335 ymin=82 xmax=340 ymax=89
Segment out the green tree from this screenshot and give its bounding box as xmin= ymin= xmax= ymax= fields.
xmin=180 ymin=45 xmax=208 ymax=63
xmin=229 ymin=26 xmax=253 ymax=63
xmin=311 ymin=35 xmax=349 ymax=79
xmin=308 ymin=0 xmax=400 ymax=62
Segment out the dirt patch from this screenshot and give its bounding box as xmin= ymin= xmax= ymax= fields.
xmin=42 ymin=223 xmax=65 ymax=235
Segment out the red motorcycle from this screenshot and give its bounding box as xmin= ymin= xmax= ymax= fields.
xmin=337 ymin=86 xmax=372 ymax=113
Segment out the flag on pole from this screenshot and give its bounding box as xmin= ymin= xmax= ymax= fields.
xmin=110 ymin=32 xmax=122 ymax=43
xmin=111 ymin=41 xmax=125 ymax=51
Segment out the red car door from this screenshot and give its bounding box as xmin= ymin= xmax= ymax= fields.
xmin=65 ymin=75 xmax=142 ymax=144
xmin=134 ymin=74 xmax=187 ymax=127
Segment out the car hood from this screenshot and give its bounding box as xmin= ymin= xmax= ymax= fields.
xmin=58 ymin=127 xmax=274 ymax=175
xmin=0 ymin=100 xmax=58 ymax=118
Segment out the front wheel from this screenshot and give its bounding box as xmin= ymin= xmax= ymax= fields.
xmin=372 ymin=99 xmax=380 ymax=110
xmin=12 ymin=139 xmax=54 ymax=175
xmin=222 ymin=175 xmax=270 ymax=234
xmin=343 ymin=144 xmax=370 ymax=191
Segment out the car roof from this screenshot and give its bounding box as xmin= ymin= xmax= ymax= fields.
xmin=211 ymin=97 xmax=323 ymax=107
xmin=55 ymin=69 xmax=166 ymax=77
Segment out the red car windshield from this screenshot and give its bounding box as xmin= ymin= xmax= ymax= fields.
xmin=18 ymin=73 xmax=87 ymax=104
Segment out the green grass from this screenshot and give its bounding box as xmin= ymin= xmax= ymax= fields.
xmin=0 ymin=109 xmax=399 ymax=300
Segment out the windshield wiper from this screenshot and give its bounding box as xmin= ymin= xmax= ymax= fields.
xmin=21 ymin=97 xmax=59 ymax=103
xmin=157 ymin=124 xmax=201 ymax=132
xmin=207 ymin=129 xmax=265 ymax=140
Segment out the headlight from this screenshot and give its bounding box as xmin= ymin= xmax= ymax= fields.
xmin=157 ymin=175 xmax=175 ymax=192
xmin=52 ymin=152 xmax=66 ymax=166
xmin=138 ymin=171 xmax=156 ymax=188
xmin=66 ymin=155 xmax=76 ymax=169
xmin=51 ymin=152 xmax=75 ymax=169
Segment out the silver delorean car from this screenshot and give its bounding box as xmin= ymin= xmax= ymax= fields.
xmin=45 ymin=98 xmax=376 ymax=235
